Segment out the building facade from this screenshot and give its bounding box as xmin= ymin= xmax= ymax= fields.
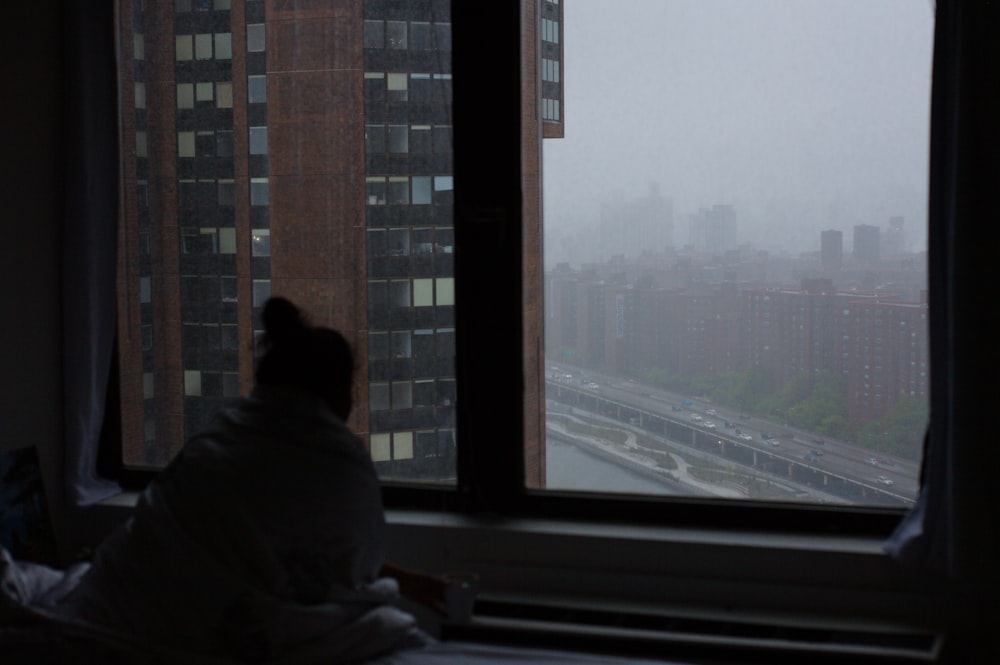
xmin=116 ymin=0 xmax=561 ymax=487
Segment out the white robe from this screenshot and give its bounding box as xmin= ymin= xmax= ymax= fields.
xmin=8 ymin=385 xmax=426 ymax=662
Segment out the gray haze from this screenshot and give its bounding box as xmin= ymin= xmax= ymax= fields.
xmin=543 ymin=0 xmax=935 ymax=264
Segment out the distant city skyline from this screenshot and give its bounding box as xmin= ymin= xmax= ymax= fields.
xmin=543 ymin=0 xmax=934 ymax=260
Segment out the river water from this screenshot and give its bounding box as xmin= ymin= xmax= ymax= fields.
xmin=544 ymin=437 xmax=695 ymax=495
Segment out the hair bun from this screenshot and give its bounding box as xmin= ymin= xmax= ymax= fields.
xmin=261 ymin=297 xmax=308 ymax=344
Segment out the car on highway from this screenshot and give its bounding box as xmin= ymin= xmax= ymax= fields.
xmin=703 ymin=421 xmax=717 ymax=429
xmin=706 ymin=408 xmax=718 ymax=416
xmin=876 ymin=475 xmax=894 ymax=486
xmin=738 ymin=433 xmax=753 ymax=441
xmin=689 ymin=413 xmax=703 ymax=421
xmin=768 ymin=440 xmax=780 ymax=447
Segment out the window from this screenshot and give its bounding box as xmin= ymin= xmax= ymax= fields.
xmin=387 ymin=73 xmax=408 ymax=102
xmin=387 ymin=21 xmax=407 ymax=49
xmin=252 ymin=280 xmax=271 ymax=307
xmin=387 ymin=124 xmax=408 ymax=153
xmin=363 ymin=20 xmax=384 ymax=49
xmin=249 ymin=126 xmax=268 ymax=155
xmin=410 ymin=22 xmax=432 ymax=50
xmin=248 ymin=75 xmax=266 ymax=104
xmin=216 ymin=82 xmax=233 ymax=108
xmin=251 ymin=229 xmax=270 ymax=256
xmin=246 ymin=23 xmax=265 ymax=52
xmin=250 ymin=178 xmax=268 ymax=206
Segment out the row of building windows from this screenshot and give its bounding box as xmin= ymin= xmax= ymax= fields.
xmin=365 ymin=175 xmax=453 ymax=205
xmin=365 ymin=123 xmax=452 ymax=155
xmin=180 ymin=369 xmax=241 ymax=398
xmin=178 ymin=227 xmax=269 ymax=256
xmin=368 ymin=277 xmax=455 ymax=309
xmin=369 ymin=328 xmax=456 ymax=362
xmin=175 ymin=32 xmax=233 ymax=61
xmin=541 ymin=18 xmax=560 ymax=44
xmin=176 ymin=127 xmax=267 ymax=157
xmin=542 ymin=97 xmax=561 ymax=122
xmin=370 ymin=378 xmax=456 ymax=413
xmin=367 ymin=227 xmax=453 ymax=257
xmin=154 ymin=178 xmax=268 ymax=208
xmin=363 ymin=72 xmax=452 ymax=103
xmin=140 ymin=275 xmax=270 ymax=308
xmin=542 ymin=58 xmax=560 ymax=84
xmin=140 ymin=77 xmax=265 ymax=109
xmin=363 ymin=20 xmax=451 ymax=51
xmin=174 ymin=0 xmax=233 ymax=12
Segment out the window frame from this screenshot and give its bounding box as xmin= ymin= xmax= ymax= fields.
xmin=377 ymin=0 xmax=944 ymax=538
xmin=106 ymin=0 xmax=951 ymax=540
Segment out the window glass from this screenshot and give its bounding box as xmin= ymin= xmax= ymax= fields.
xmin=388 ymin=177 xmax=409 ymax=205
xmin=218 ymin=228 xmax=236 ymax=255
xmin=412 ymin=177 xmax=432 ymax=205
xmin=249 ymin=126 xmax=268 ymax=155
xmin=410 ymin=22 xmax=432 ymax=50
xmin=413 ymin=279 xmax=434 ymax=307
xmin=194 ymin=33 xmax=213 ymax=60
xmin=178 ymin=132 xmax=195 ymax=158
xmin=216 ymin=82 xmax=233 ymax=108
xmin=195 ymin=82 xmax=214 ymax=102
xmin=370 ymin=384 xmax=390 ymax=412
xmin=394 ymin=432 xmax=414 ymax=460
xmin=390 ymin=280 xmax=411 ymax=308
xmin=371 ymin=433 xmax=391 ymax=462
xmin=435 ymin=278 xmax=454 ymax=307
xmin=388 ymin=125 xmax=408 ymax=153
xmin=250 ymin=178 xmax=268 ymax=206
xmin=248 ymin=75 xmax=267 ymax=104
xmin=387 ymin=73 xmax=408 ymax=101
xmin=183 ymin=370 xmax=202 ymax=396
xmin=392 ymin=382 xmax=413 ymax=409
xmin=177 ymin=83 xmax=194 ymax=109
xmin=387 ymin=21 xmax=407 ymax=49
xmin=246 ymin=23 xmax=265 ymax=52
xmin=541 ymin=0 xmax=932 ymax=505
xmin=364 ymin=20 xmax=384 ymax=49
xmin=215 ymin=33 xmax=232 ymax=60
xmin=366 ymin=125 xmax=385 ymax=153
xmin=251 ymin=229 xmax=270 ymax=256
xmin=176 ymin=35 xmax=193 ymax=60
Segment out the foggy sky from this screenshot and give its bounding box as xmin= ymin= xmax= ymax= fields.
xmin=542 ymin=0 xmax=935 ymax=260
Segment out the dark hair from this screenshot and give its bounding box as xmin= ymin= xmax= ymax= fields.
xmin=255 ymin=297 xmax=355 ymax=420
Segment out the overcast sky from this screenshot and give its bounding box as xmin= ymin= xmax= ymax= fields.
xmin=542 ymin=0 xmax=935 ymax=259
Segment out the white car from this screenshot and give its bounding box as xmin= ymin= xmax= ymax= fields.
xmin=689 ymin=413 xmax=703 ymax=421
xmin=768 ymin=440 xmax=780 ymax=447
xmin=739 ymin=433 xmax=753 ymax=441
xmin=703 ymin=421 xmax=717 ymax=429
xmin=876 ymin=475 xmax=894 ymax=486
xmin=706 ymin=409 xmax=718 ymax=416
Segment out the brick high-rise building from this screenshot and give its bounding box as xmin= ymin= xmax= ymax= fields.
xmin=116 ymin=0 xmax=561 ymax=487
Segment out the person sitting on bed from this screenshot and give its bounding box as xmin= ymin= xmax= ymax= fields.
xmin=56 ymin=296 xmax=443 ymax=662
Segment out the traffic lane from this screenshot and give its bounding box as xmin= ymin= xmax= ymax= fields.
xmin=553 ymin=378 xmax=920 ymax=497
